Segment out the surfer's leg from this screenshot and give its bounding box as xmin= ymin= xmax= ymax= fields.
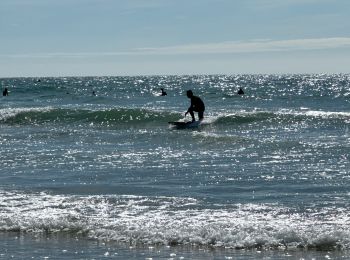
xmin=189 ymin=110 xmax=195 ymax=121
xmin=198 ymin=111 xmax=204 ymax=121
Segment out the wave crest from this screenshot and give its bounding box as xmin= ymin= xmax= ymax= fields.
xmin=1 ymin=107 xmax=349 ymax=128
xmin=1 ymin=191 xmax=350 ymax=250
xmin=0 ymin=107 xmax=180 ymax=126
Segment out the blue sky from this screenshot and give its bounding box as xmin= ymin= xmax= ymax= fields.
xmin=1 ymin=0 xmax=350 ymax=77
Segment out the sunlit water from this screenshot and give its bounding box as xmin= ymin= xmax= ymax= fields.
xmin=0 ymin=75 xmax=349 ymax=259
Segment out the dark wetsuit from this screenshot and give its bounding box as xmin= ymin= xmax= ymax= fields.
xmin=187 ymin=95 xmax=205 ymax=121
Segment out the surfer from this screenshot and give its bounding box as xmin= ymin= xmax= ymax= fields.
xmin=160 ymin=88 xmax=167 ymax=96
xmin=3 ymin=88 xmax=9 ymax=96
xmin=237 ymin=87 xmax=244 ymax=95
xmin=185 ymin=90 xmax=205 ymax=122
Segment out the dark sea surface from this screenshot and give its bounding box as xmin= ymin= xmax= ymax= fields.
xmin=0 ymin=75 xmax=349 ymax=259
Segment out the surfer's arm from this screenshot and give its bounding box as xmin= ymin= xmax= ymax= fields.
xmin=186 ymin=99 xmax=195 ymax=113
xmin=185 ymin=105 xmax=193 ymax=116
xmin=185 ymin=106 xmax=195 ymax=121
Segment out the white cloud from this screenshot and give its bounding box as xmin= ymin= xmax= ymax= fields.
xmin=3 ymin=37 xmax=350 ymax=59
xmin=247 ymin=0 xmax=333 ymax=9
xmin=136 ymin=37 xmax=350 ymax=55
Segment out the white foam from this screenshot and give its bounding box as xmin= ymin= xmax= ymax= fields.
xmin=1 ymin=191 xmax=350 ymax=250
xmin=277 ymin=109 xmax=350 ymax=119
xmin=304 ymin=110 xmax=350 ymax=118
xmin=0 ymin=107 xmax=53 ymax=121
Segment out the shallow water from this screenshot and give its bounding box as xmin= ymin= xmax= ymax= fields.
xmin=0 ymin=74 xmax=349 ymax=258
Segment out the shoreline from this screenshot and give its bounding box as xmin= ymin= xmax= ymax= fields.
xmin=1 ymin=232 xmax=349 ymax=259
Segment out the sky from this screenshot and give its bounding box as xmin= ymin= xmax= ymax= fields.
xmin=0 ymin=0 xmax=350 ymax=77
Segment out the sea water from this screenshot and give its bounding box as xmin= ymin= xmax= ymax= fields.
xmin=0 ymin=75 xmax=349 ymax=259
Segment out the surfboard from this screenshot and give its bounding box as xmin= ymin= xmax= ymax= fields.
xmin=168 ymin=121 xmax=201 ymax=129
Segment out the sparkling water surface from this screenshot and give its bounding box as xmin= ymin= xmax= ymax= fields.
xmin=0 ymin=74 xmax=349 ymax=259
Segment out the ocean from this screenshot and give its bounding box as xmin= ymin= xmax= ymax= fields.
xmin=0 ymin=74 xmax=349 ymax=259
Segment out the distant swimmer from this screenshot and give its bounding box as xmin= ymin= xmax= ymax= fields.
xmin=160 ymin=88 xmax=167 ymax=96
xmin=3 ymin=88 xmax=8 ymax=96
xmin=237 ymin=87 xmax=244 ymax=95
xmin=185 ymin=90 xmax=205 ymax=122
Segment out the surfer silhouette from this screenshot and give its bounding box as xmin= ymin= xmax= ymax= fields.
xmin=3 ymin=88 xmax=9 ymax=96
xmin=237 ymin=87 xmax=244 ymax=95
xmin=160 ymin=88 xmax=167 ymax=96
xmin=185 ymin=90 xmax=205 ymax=122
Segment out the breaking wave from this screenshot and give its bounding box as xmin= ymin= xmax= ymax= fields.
xmin=1 ymin=191 xmax=350 ymax=250
xmin=1 ymin=107 xmax=348 ymax=127
xmin=0 ymin=107 xmax=180 ymax=126
xmin=212 ymin=110 xmax=350 ymax=126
